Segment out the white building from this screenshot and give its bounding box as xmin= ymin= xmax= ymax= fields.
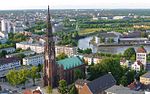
xmin=23 ymin=54 xmax=44 ymax=66
xmin=1 ymin=19 xmax=11 ymax=33
xmin=136 ymin=47 xmax=147 ymax=69
xmin=83 ymin=54 xmax=102 ymax=65
xmin=0 ymin=31 xmax=8 ymax=39
xmin=0 ymin=47 xmax=15 ymax=53
xmin=0 ymin=57 xmax=21 ymax=71
xmin=6 ymin=51 xmax=35 ymax=58
xmin=16 ymin=42 xmax=44 ymax=54
xmin=55 ymin=46 xmax=77 ymax=57
xmin=13 ymin=21 xmax=24 ymax=33
xmin=16 ymin=41 xmax=77 ymax=56
xmin=131 ymin=61 xmax=143 ymax=72
xmin=120 ymin=59 xmax=130 ymax=68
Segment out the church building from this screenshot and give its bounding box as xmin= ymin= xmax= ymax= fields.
xmin=43 ymin=6 xmax=85 ymax=88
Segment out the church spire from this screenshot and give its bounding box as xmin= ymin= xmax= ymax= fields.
xmin=43 ymin=5 xmax=57 ymax=88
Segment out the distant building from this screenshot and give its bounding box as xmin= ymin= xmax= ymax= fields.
xmin=0 ymin=57 xmax=21 ymax=71
xmin=77 ymin=74 xmax=116 ymax=94
xmin=0 ymin=47 xmax=15 ymax=53
xmin=1 ymin=19 xmax=11 ymax=33
xmin=96 ymin=32 xmax=120 ymax=44
xmin=119 ymin=38 xmax=148 ymax=44
xmin=113 ymin=16 xmax=126 ymax=20
xmin=23 ymin=54 xmax=44 ymax=66
xmin=0 ymin=31 xmax=8 ymax=39
xmin=6 ymin=51 xmax=35 ymax=58
xmin=13 ymin=21 xmax=24 ymax=33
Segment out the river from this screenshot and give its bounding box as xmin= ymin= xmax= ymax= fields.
xmin=78 ymin=36 xmax=150 ymax=54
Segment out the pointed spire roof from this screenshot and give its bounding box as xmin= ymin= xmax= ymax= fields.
xmin=47 ymin=5 xmax=52 ymax=36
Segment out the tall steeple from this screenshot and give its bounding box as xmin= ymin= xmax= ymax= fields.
xmin=43 ymin=5 xmax=57 ymax=88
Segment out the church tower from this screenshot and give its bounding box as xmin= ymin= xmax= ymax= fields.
xmin=43 ymin=6 xmax=57 ymax=88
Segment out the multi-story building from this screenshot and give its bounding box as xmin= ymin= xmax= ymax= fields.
xmin=0 ymin=57 xmax=21 ymax=71
xmin=136 ymin=47 xmax=147 ymax=69
xmin=140 ymin=72 xmax=150 ymax=85
xmin=83 ymin=54 xmax=102 ymax=65
xmin=23 ymin=54 xmax=44 ymax=66
xmin=6 ymin=51 xmax=35 ymax=58
xmin=0 ymin=47 xmax=15 ymax=53
xmin=16 ymin=41 xmax=77 ymax=56
xmin=16 ymin=42 xmax=44 ymax=54
xmin=55 ymin=46 xmax=77 ymax=56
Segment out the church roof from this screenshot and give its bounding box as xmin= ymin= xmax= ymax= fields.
xmin=57 ymin=56 xmax=84 ymax=70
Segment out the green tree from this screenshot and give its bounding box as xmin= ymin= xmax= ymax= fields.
xmin=74 ymin=69 xmax=83 ymax=80
xmin=18 ymin=68 xmax=29 ymax=88
xmin=0 ymin=50 xmax=7 ymax=58
xmin=124 ymin=48 xmax=136 ymax=60
xmin=46 ymin=86 xmax=52 ymax=94
xmin=68 ymin=84 xmax=78 ymax=94
xmin=89 ymin=58 xmax=125 ymax=84
xmin=56 ymin=53 xmax=68 ymax=60
xmin=6 ymin=70 xmax=19 ymax=86
xmin=30 ymin=66 xmax=38 ymax=86
xmin=99 ymin=37 xmax=105 ymax=43
xmin=58 ymin=80 xmax=68 ymax=94
xmin=120 ymin=76 xmax=128 ymax=86
xmin=16 ymin=54 xmax=26 ymax=59
xmin=107 ymin=38 xmax=114 ymax=43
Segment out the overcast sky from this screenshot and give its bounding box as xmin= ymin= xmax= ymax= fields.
xmin=1 ymin=0 xmax=150 ymax=10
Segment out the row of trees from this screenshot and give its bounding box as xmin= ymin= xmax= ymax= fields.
xmin=56 ymin=31 xmax=79 ymax=47
xmin=77 ymin=48 xmax=92 ymax=54
xmin=6 ymin=66 xmax=40 ymax=87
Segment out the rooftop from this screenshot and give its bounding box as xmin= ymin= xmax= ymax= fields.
xmin=0 ymin=57 xmax=20 ymax=65
xmin=141 ymin=72 xmax=150 ymax=78
xmin=57 ymin=56 xmax=84 ymax=70
xmin=105 ymin=85 xmax=144 ymax=94
xmin=23 ymin=54 xmax=43 ymax=59
xmin=87 ymin=73 xmax=116 ymax=94
xmin=137 ymin=47 xmax=147 ymax=53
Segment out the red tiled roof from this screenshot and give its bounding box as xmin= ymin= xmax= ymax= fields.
xmin=33 ymin=90 xmax=42 ymax=94
xmin=23 ymin=89 xmax=32 ymax=94
xmin=128 ymin=82 xmax=136 ymax=90
xmin=137 ymin=47 xmax=147 ymax=53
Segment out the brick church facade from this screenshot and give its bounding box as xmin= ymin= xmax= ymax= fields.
xmin=43 ymin=6 xmax=85 ymax=88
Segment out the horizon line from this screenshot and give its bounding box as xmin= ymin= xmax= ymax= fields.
xmin=2 ymin=8 xmax=150 ymax=11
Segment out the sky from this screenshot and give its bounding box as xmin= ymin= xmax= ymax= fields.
xmin=1 ymin=0 xmax=150 ymax=10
